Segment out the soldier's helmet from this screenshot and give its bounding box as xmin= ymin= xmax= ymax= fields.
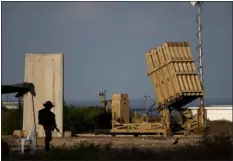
xmin=43 ymin=101 xmax=54 ymax=108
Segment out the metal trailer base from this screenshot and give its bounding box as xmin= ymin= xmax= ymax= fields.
xmin=109 ymin=122 xmax=172 ymax=137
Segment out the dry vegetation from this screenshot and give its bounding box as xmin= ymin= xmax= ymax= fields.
xmin=206 ymin=119 xmax=233 ymax=135
xmin=2 ymin=120 xmax=233 ymax=160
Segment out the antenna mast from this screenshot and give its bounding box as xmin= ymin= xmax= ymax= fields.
xmin=191 ymin=1 xmax=206 ymax=128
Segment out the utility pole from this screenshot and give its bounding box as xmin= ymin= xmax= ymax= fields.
xmin=144 ymin=95 xmax=151 ymax=121
xmin=98 ymin=90 xmax=108 ymax=111
xmin=190 ymin=1 xmax=206 ymax=129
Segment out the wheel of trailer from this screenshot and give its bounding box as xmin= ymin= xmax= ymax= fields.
xmin=134 ymin=134 xmax=139 ymax=137
xmin=184 ymin=130 xmax=191 ymax=136
xmin=111 ymin=133 xmax=116 ymax=137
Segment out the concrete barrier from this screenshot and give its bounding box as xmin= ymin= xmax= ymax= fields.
xmin=64 ymin=131 xmax=72 ymax=137
xmin=13 ymin=130 xmax=29 ymax=137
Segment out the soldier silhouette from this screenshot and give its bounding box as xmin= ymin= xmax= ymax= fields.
xmin=38 ymin=101 xmax=60 ymax=152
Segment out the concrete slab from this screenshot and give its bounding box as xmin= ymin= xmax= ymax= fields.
xmin=23 ymin=54 xmax=64 ymax=137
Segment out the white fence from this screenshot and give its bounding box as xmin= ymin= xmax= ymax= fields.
xmin=188 ymin=105 xmax=232 ymax=122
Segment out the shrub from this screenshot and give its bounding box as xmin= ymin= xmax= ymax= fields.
xmin=1 ymin=108 xmax=20 ymax=135
xmin=1 ymin=139 xmax=11 ymax=159
xmin=206 ymin=120 xmax=233 ymax=135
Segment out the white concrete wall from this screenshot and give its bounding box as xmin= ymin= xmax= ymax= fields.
xmin=23 ymin=54 xmax=64 ymax=137
xmin=189 ymin=105 xmax=232 ymax=122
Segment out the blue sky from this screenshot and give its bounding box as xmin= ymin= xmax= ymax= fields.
xmin=2 ymin=2 xmax=232 ymax=101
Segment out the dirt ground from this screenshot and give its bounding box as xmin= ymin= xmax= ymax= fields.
xmin=4 ymin=135 xmax=201 ymax=150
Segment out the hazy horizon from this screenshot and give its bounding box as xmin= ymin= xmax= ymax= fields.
xmin=1 ymin=96 xmax=232 ymax=112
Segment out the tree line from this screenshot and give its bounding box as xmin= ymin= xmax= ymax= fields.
xmin=1 ymin=102 xmax=106 ymax=135
xmin=3 ymin=102 xmax=232 ymax=136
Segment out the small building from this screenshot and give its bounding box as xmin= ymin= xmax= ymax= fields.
xmin=188 ymin=105 xmax=232 ymax=122
xmin=2 ymin=101 xmax=21 ymax=110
